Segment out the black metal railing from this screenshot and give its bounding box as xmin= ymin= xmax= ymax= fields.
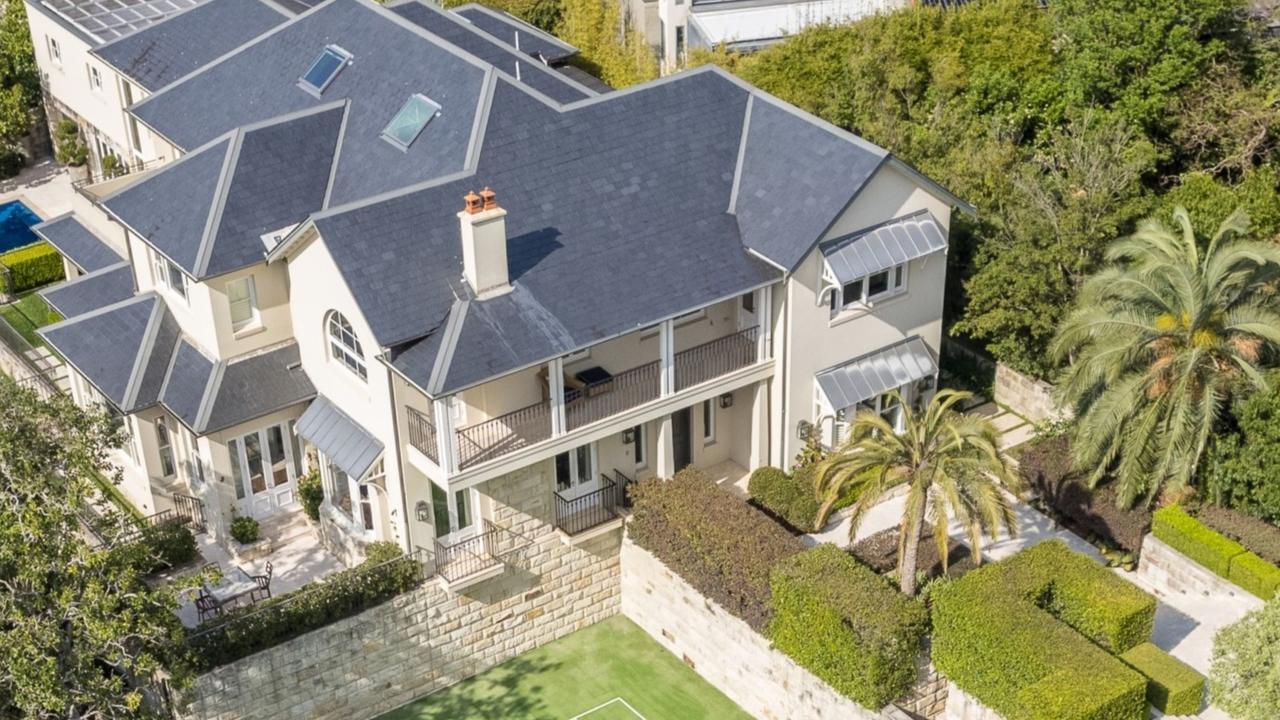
xmin=171 ymin=493 xmax=207 ymax=535
xmin=613 ymin=468 xmax=638 ymax=509
xmin=674 ymin=327 xmax=759 ymax=391
xmin=406 ymin=406 xmax=439 ymax=464
xmin=435 ymin=519 xmax=505 ymax=583
xmin=456 ymin=402 xmax=553 ymax=469
xmin=555 ymin=476 xmax=625 ymax=536
xmin=564 ymin=360 xmax=661 ymax=432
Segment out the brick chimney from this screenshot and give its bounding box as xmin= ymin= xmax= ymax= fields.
xmin=458 ymin=187 xmax=510 ymax=299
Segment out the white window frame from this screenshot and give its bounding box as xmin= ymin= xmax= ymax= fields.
xmin=47 ymin=36 xmax=61 ymax=67
xmin=702 ymin=398 xmax=716 ymax=444
xmin=326 ymin=310 xmax=367 ymax=381
xmin=555 ymin=442 xmax=598 ymax=494
xmin=226 ymin=275 xmax=260 ymax=333
xmin=831 ymin=262 xmax=910 ymax=314
xmin=432 ymin=482 xmax=479 ymax=542
xmin=152 ymin=250 xmax=188 ymax=302
xmin=155 ymin=417 xmax=176 ymax=478
xmin=87 ymin=64 xmax=103 ymax=92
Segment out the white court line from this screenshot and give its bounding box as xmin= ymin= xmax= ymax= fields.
xmin=568 ymin=696 xmax=647 ymax=720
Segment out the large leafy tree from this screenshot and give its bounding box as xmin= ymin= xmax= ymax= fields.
xmin=0 ymin=376 xmax=191 ymax=718
xmin=813 ymin=389 xmax=1021 ymax=596
xmin=1051 ymin=207 xmax=1280 ymax=508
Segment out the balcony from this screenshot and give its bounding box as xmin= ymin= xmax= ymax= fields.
xmin=554 ymin=470 xmax=633 ymax=541
xmin=407 ymin=327 xmax=762 ymax=473
xmin=433 ymin=520 xmax=521 ymax=589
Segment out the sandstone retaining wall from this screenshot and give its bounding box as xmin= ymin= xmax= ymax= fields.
xmin=993 ymin=363 xmax=1066 ymax=424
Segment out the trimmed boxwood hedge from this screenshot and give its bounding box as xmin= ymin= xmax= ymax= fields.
xmin=0 ymin=242 xmax=64 ymax=294
xmin=1119 ymin=642 xmax=1204 ymax=715
xmin=932 ymin=541 xmax=1153 ymax=720
xmin=1196 ymin=504 xmax=1280 ymax=565
xmin=1153 ymin=505 xmax=1280 ymax=600
xmin=767 ymin=545 xmax=928 ymax=709
xmin=187 ymin=546 xmax=423 ymax=670
xmin=628 ymin=468 xmax=804 ymax=630
xmin=747 ymin=465 xmax=820 ymax=533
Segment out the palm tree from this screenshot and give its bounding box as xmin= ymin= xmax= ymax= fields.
xmin=813 ymin=388 xmax=1021 ymax=596
xmin=1051 ymin=207 xmax=1280 ymax=508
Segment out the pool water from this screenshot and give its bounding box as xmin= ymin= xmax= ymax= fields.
xmin=0 ymin=200 xmax=41 ymax=254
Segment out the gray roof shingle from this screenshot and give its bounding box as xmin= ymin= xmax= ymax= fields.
xmin=39 ymin=295 xmax=158 ymax=408
xmin=32 ymin=213 xmax=124 ymax=273
xmin=202 ymin=343 xmax=314 ymax=433
xmin=453 ymin=3 xmax=577 ymax=63
xmin=133 ymin=309 xmax=181 ymax=408
xmin=33 ymin=0 xmax=199 ymax=45
xmin=93 ymin=0 xmax=289 ymax=92
xmin=161 ymin=340 xmax=215 ymax=428
xmin=39 ymin=263 xmax=135 ymax=318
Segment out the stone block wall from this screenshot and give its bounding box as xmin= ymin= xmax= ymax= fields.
xmin=619 ymin=538 xmax=911 ymax=720
xmin=943 ymin=682 xmax=1004 ymax=720
xmin=1137 ymin=535 xmax=1264 ymax=609
xmin=896 ymin=650 xmax=948 ymax=719
xmin=180 ymin=463 xmax=622 ymax=720
xmin=993 ymin=363 xmax=1066 ymax=424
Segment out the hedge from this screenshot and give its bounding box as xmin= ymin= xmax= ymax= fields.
xmin=768 ymin=545 xmax=928 ymax=709
xmin=1019 ymin=435 xmax=1151 ymax=553
xmin=1196 ymin=504 xmax=1280 ymax=565
xmin=932 ymin=541 xmax=1152 ymax=720
xmin=628 ymin=468 xmax=804 ymax=630
xmin=0 ymin=242 xmax=64 ymax=294
xmin=1153 ymin=505 xmax=1280 ymax=600
xmin=747 ymin=465 xmax=819 ymax=533
xmin=1119 ymin=642 xmax=1204 ymax=715
xmin=187 ymin=546 xmax=423 ymax=670
xmin=140 ymin=522 xmax=197 ymax=573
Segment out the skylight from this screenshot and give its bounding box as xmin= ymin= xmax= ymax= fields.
xmin=299 ymin=45 xmax=351 ymax=94
xmin=380 ymin=94 xmax=441 ymax=150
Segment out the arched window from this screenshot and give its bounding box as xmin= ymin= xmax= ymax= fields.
xmin=327 ymin=311 xmax=367 ymax=380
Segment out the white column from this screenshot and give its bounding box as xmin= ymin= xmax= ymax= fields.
xmin=659 ymin=318 xmax=675 ymax=396
xmin=749 ymin=380 xmax=770 ymax=470
xmin=549 ymin=357 xmax=566 ymax=436
xmin=433 ymin=396 xmax=458 ymax=475
xmin=654 ymin=413 xmax=675 ymax=478
xmin=758 ymin=284 xmax=773 ymax=360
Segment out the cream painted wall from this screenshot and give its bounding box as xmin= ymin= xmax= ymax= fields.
xmin=285 ymin=233 xmax=409 ymax=548
xmin=779 ymin=163 xmax=953 ymax=462
xmin=204 ymin=263 xmax=295 ymax=358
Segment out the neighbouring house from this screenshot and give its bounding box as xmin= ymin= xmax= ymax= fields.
xmin=30 ymin=0 xmax=968 ymax=591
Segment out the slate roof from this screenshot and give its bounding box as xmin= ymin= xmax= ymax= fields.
xmin=103 ymin=103 xmax=344 ymax=278
xmin=38 ymin=292 xmax=313 ymax=433
xmin=452 ymin=3 xmax=578 ymax=64
xmin=39 ymin=263 xmax=136 ymax=318
xmin=93 ymin=0 xmax=289 ymax=92
xmin=815 ymin=335 xmax=937 ymax=410
xmin=311 ymin=68 xmax=888 ymax=394
xmin=387 ymin=1 xmax=591 ymax=104
xmin=32 ymin=213 xmax=124 ymax=273
xmin=33 ymin=0 xmax=199 ymax=45
xmin=296 ymin=394 xmax=383 ymax=480
xmin=821 ymin=210 xmax=947 ymax=285
xmin=130 ymin=0 xmax=490 ymax=207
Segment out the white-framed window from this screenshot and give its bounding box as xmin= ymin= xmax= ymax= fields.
xmin=155 ymin=417 xmax=176 ymax=478
xmin=702 ymin=398 xmax=715 ymax=444
xmin=317 ymin=452 xmax=379 ymax=535
xmin=554 ymin=443 xmax=597 ymax=492
xmin=47 ymin=36 xmax=61 ymax=66
xmin=326 ymin=310 xmax=367 ymax=381
xmin=431 ymin=482 xmax=477 ymax=540
xmin=831 ymin=262 xmax=908 ymax=312
xmin=226 ymin=275 xmax=259 ymax=332
xmin=87 ymin=64 xmax=103 ymax=92
xmin=152 ymin=250 xmax=188 ymax=301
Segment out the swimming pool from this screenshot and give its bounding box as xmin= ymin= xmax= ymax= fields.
xmin=0 ymin=200 xmax=41 ymax=254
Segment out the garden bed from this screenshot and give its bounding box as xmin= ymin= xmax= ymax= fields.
xmin=1193 ymin=504 xmax=1280 ymax=566
xmin=850 ymin=526 xmax=977 ymax=582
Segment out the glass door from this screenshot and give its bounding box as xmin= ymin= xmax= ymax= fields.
xmin=554 ymin=443 xmax=598 ymax=500
xmin=432 ymin=482 xmax=478 ymax=542
xmin=231 ymin=422 xmax=300 ymax=519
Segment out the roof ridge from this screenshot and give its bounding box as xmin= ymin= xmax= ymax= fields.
xmin=121 ymin=298 xmax=165 ymax=409
xmin=321 ymin=100 xmax=352 ymax=210
xmin=37 ymin=291 xmax=156 ymax=334
xmin=193 ymin=360 xmax=227 ymax=432
xmin=426 ymin=298 xmax=469 ymax=396
xmin=194 ymin=129 xmax=245 ymax=277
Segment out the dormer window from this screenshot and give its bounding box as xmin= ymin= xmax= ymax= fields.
xmin=380 ymin=94 xmax=440 ymax=150
xmin=299 ymin=45 xmax=351 ymax=95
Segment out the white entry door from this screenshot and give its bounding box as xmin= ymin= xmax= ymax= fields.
xmin=230 ymin=422 xmax=300 ymax=519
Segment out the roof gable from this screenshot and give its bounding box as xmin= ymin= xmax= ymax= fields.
xmin=39 ymin=295 xmax=159 ymax=407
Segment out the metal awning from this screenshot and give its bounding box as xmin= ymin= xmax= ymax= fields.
xmin=821 ymin=210 xmax=947 ymax=284
xmin=815 ymin=336 xmax=937 ymax=410
xmin=296 ymin=395 xmax=384 ymax=481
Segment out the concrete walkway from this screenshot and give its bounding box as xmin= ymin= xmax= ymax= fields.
xmin=0 ymin=158 xmax=74 ymax=219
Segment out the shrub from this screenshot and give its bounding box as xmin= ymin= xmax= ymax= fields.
xmin=1152 ymin=505 xmax=1244 ymax=577
xmin=628 ymin=468 xmax=804 ymax=630
xmin=1195 ymin=504 xmax=1280 ymax=565
xmin=230 ymin=516 xmax=259 ymax=545
xmin=1203 ymin=372 xmax=1280 ymax=525
xmin=0 ymin=242 xmax=64 ymax=294
xmin=54 ymin=119 xmax=86 ymax=166
xmin=362 ymin=541 xmax=402 ymax=566
xmin=1210 ymin=598 xmax=1280 ymax=720
xmin=298 ymin=469 xmax=323 ymax=522
xmin=932 ymin=541 xmax=1151 ymax=720
xmin=0 ymin=145 xmax=24 ymax=179
xmin=141 ymin=522 xmax=197 ymax=572
xmin=1019 ymin=434 xmax=1151 ymax=553
xmin=187 ymin=545 xmax=422 ymax=670
xmin=768 ymin=545 xmax=928 ymax=708
xmin=748 ymin=465 xmax=819 ymax=532
xmin=1119 ymin=642 xmax=1204 ymax=716
xmin=1227 ymin=552 xmax=1280 ymax=601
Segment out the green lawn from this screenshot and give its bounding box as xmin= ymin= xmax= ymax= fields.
xmin=378 ymin=616 xmax=751 ymax=720
xmin=0 ymin=292 xmax=60 ymax=347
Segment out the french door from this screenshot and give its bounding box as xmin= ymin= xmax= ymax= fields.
xmin=229 ymin=422 xmax=302 ymax=518
xmin=554 ymin=443 xmax=598 ymax=500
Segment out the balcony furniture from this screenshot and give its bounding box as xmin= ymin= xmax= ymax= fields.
xmin=251 ymin=561 xmax=274 ymax=602
xmin=194 ymin=591 xmax=223 ymax=624
xmin=536 ymin=366 xmax=586 ymax=402
xmin=205 ymin=565 xmax=259 ymax=608
xmin=574 ymin=366 xmax=614 ymax=397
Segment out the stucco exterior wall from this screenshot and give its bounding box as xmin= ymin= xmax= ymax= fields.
xmin=204 ymin=263 xmax=296 ymax=359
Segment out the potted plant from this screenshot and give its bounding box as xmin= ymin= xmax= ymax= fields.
xmin=298 ymin=466 xmax=324 ymax=524
xmin=228 ymin=515 xmax=269 ymax=562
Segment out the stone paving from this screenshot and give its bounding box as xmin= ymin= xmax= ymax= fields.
xmin=0 ymin=158 xmax=74 ymax=219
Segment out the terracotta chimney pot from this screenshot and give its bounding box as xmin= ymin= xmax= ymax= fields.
xmin=463 ymin=190 xmax=483 ymax=215
xmin=480 ymin=187 xmax=498 ymax=211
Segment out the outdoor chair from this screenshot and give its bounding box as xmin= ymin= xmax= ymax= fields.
xmin=252 ymin=561 xmax=273 ymax=602
xmin=194 ymin=591 xmax=222 ymax=623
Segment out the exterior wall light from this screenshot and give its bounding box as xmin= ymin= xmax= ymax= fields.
xmin=414 ymin=500 xmax=431 ymax=523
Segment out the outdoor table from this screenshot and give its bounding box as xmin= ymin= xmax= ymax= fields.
xmin=575 ymin=366 xmax=614 ymax=397
xmin=205 ymin=565 xmax=258 ymax=607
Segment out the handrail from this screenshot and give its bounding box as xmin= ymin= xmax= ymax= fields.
xmin=434 ymin=519 xmax=503 ymax=582
xmin=554 ymin=477 xmax=623 ymax=536
xmin=674 ymin=327 xmax=758 ymax=392
xmin=456 ymin=401 xmax=552 ymax=469
xmin=405 ymin=406 xmax=439 ymax=464
xmin=564 ymin=360 xmax=660 ymax=432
